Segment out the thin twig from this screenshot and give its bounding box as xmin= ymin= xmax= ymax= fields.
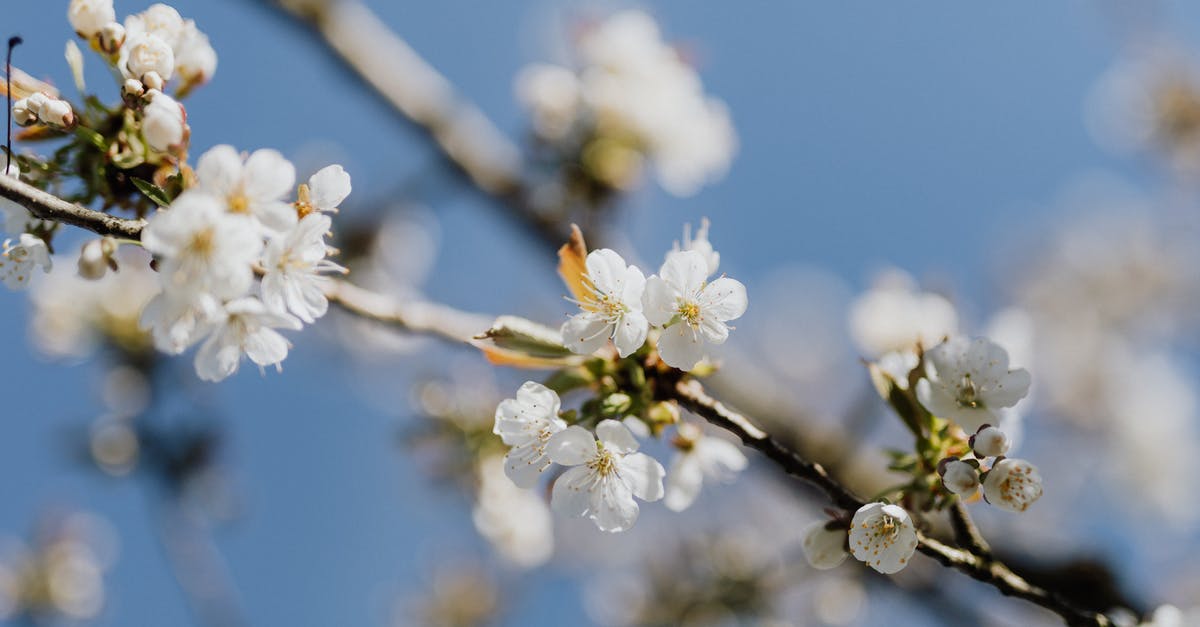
xmin=321 ymin=279 xmax=491 ymax=344
xmin=949 ymin=500 xmax=992 ymax=557
xmin=664 ymin=377 xmax=1112 ymax=627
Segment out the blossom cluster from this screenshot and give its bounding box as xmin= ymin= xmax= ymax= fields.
xmin=561 ymin=219 xmax=746 ymax=371
xmin=491 ymin=381 xmax=746 ymax=533
xmin=516 ymin=10 xmax=736 ymax=196
xmin=140 ymin=145 xmax=350 ymax=381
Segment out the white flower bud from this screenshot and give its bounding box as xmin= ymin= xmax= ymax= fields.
xmin=941 ymin=459 xmax=980 ymax=496
xmin=124 ymin=34 xmax=175 ymax=82
xmin=142 ymin=90 xmax=185 ymax=153
xmin=141 ymin=71 xmax=164 ymax=92
xmin=802 ymin=521 xmax=849 ymax=570
xmin=68 ymin=0 xmax=116 ymax=37
xmin=12 ymin=98 xmax=37 ymax=126
xmin=129 ymin=4 xmax=185 ymax=49
xmin=122 ymin=79 xmax=146 ymax=101
xmin=36 ymin=98 xmax=75 ymax=128
xmin=971 ymin=426 xmax=1010 ymax=458
xmin=98 ymin=22 xmax=126 ymax=53
xmin=77 ymin=237 xmax=118 ymax=280
xmin=983 ymin=458 xmax=1043 ymax=513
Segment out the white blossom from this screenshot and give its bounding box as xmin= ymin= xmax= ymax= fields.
xmin=139 ymin=289 xmax=221 ymax=355
xmin=141 ymin=90 xmax=185 ymax=153
xmin=492 ymin=382 xmax=567 ymax=488
xmin=941 ymin=460 xmax=980 ymax=497
xmin=515 ymin=63 xmax=581 ymax=140
xmin=472 ymin=455 xmax=554 ymax=568
xmin=849 ymin=269 xmax=957 ymax=358
xmin=547 ymin=419 xmax=665 ymax=532
xmin=561 ymin=248 xmax=649 ymax=358
xmin=663 ymin=422 xmax=747 ymax=512
xmin=12 ymin=97 xmax=37 ymax=126
xmin=971 ymin=425 xmax=1010 ymax=458
xmin=98 ymin=23 xmax=126 ymax=54
xmin=644 ymin=250 xmax=747 ymax=370
xmin=125 ymin=3 xmax=185 ymax=49
xmin=193 ymin=297 xmax=302 ymax=382
xmin=260 ymin=213 xmax=345 ymax=323
xmin=296 ymin=165 xmax=351 ymax=216
xmin=77 ymin=237 xmax=117 ymax=280
xmin=915 ymin=336 xmax=1031 ymax=433
xmin=175 ymin=21 xmax=217 ymax=86
xmin=68 ymin=0 xmax=115 ymax=37
xmin=848 ymin=502 xmax=918 ymax=574
xmin=802 ymin=521 xmax=849 ymax=570
xmin=193 ymin=145 xmax=297 ymax=235
xmin=141 ymin=191 xmax=262 ymax=299
xmin=32 ymin=96 xmax=74 ymax=128
xmin=0 ymin=234 xmax=52 ymax=290
xmin=671 ymin=218 xmax=719 ymax=276
xmin=982 ymin=458 xmax=1043 ymax=513
xmin=1139 ymin=605 xmax=1185 ymax=627
xmin=122 ymin=33 xmax=175 ymax=82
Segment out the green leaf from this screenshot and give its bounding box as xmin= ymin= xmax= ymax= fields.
xmin=73 ymin=125 xmax=107 ymax=151
xmin=131 ymin=177 xmax=171 ymax=208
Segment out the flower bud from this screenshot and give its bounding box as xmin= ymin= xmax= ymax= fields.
xmin=77 ymin=237 xmax=118 ymax=280
xmin=176 ymin=22 xmax=218 ymax=87
xmin=98 ymin=22 xmax=126 ymax=54
xmin=122 ymin=78 xmax=146 ymax=102
xmin=940 ymin=459 xmax=980 ymax=496
xmin=971 ymin=425 xmax=1010 ymax=458
xmin=37 ymin=98 xmax=75 ymax=129
xmin=645 ymin=400 xmax=680 ymax=431
xmin=802 ymin=521 xmax=849 ymax=570
xmin=12 ymin=98 xmax=37 ymax=126
xmin=600 ymin=392 xmax=632 ymax=417
xmin=141 ymin=90 xmax=186 ymax=153
xmin=68 ymin=0 xmax=116 ymax=38
xmin=141 ymin=71 xmax=164 ymax=92
xmin=982 ymin=458 xmax=1042 ymax=513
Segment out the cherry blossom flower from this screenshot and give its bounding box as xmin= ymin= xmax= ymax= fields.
xmin=940 ymin=459 xmax=980 ymax=497
xmin=294 ymin=165 xmax=351 ymax=217
xmin=472 ymin=455 xmax=554 ymax=568
xmin=849 ymin=502 xmax=918 ymax=574
xmin=916 ymin=336 xmax=1031 ymax=433
xmin=139 ymin=289 xmax=222 ymax=355
xmin=802 ymin=521 xmax=849 ymax=570
xmin=122 ymin=33 xmax=175 ymax=83
xmin=193 ymin=297 xmax=302 ymax=382
xmin=644 ymin=250 xmax=747 ymax=370
xmin=193 ymin=145 xmax=297 ymax=235
xmin=663 ymin=422 xmax=747 ymax=512
xmin=68 ymin=0 xmax=115 ymax=38
xmin=261 ymin=213 xmax=346 ymax=324
xmin=174 ymin=21 xmax=217 ymax=86
xmin=546 ymin=419 xmax=665 ymax=532
xmin=982 ymin=458 xmax=1043 ymax=513
xmin=515 ymin=63 xmax=581 ymax=140
xmin=492 ymin=382 xmax=567 ymax=488
xmin=971 ymin=425 xmax=1010 ymax=458
xmin=0 ymin=164 xmax=33 ymax=234
xmin=561 ymin=248 xmax=649 ymax=358
xmin=0 ymin=234 xmax=52 ymax=290
xmin=125 ymin=3 xmax=185 ymax=49
xmin=141 ymin=191 xmax=262 ymax=298
xmin=849 ymin=269 xmax=957 ymax=358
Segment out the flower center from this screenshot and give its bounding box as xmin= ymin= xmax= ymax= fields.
xmin=186 ymin=227 xmax=215 ymax=257
xmin=957 ymin=374 xmax=981 ymax=408
xmin=589 ymin=445 xmax=617 ymax=478
xmin=228 ymin=193 xmax=250 ymax=214
xmin=678 ymin=301 xmax=701 ymax=326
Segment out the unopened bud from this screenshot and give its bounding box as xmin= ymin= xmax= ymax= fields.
xmin=98 ymin=22 xmax=126 ymax=54
xmin=141 ymin=70 xmax=164 ymax=92
xmin=77 ymin=237 xmax=118 ymax=279
xmin=12 ymin=98 xmax=37 ymax=126
xmin=940 ymin=459 xmax=980 ymax=496
xmin=646 ymin=400 xmax=680 ymax=430
xmin=37 ymin=98 xmax=76 ymax=129
xmin=970 ymin=425 xmax=1010 ymax=458
xmin=600 ymin=392 xmax=632 ymax=417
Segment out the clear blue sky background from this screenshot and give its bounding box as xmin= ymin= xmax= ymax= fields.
xmin=0 ymin=1 xmax=1192 ymax=625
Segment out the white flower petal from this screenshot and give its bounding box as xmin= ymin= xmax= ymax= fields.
xmin=547 ymin=426 xmax=598 ymax=466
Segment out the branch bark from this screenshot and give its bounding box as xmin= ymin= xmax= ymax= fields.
xmin=0 ymin=174 xmax=145 ymax=239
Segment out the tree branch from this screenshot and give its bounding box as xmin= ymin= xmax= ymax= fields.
xmin=664 ymin=377 xmax=1113 ymax=627
xmin=260 ymin=0 xmax=573 ymax=250
xmin=0 ymin=174 xmax=146 ymax=239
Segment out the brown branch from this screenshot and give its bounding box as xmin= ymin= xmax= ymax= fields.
xmin=261 ymin=0 xmax=573 ymax=250
xmin=949 ymin=500 xmax=992 ymax=557
xmin=0 ymin=174 xmax=146 ymax=239
xmin=664 ymin=377 xmax=1113 ymax=627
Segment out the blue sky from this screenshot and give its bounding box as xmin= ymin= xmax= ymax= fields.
xmin=1 ymin=1 xmax=1192 ymax=624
